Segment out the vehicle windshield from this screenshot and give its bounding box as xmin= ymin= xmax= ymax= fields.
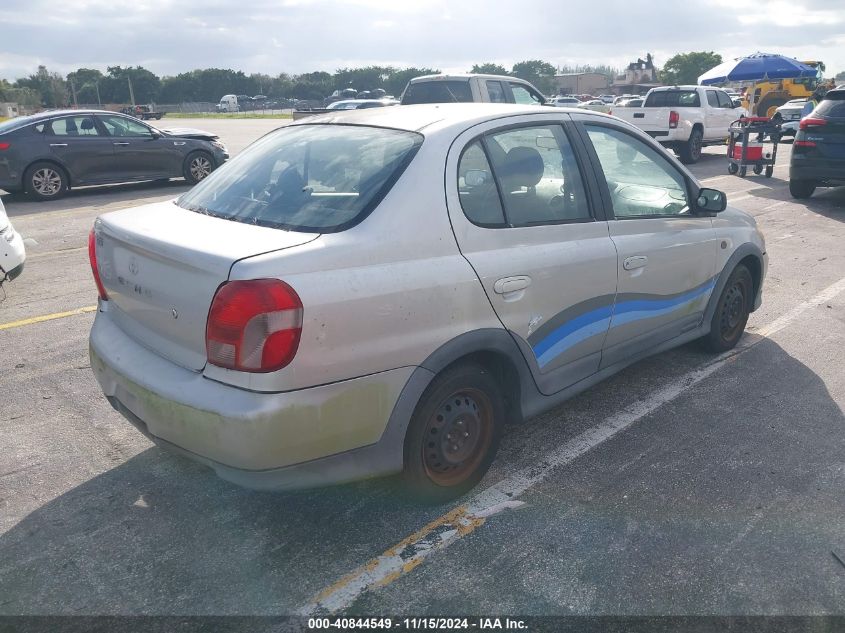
xmin=176 ymin=123 xmax=423 ymax=232
xmin=645 ymin=90 xmax=701 ymax=107
xmin=402 ymin=80 xmax=473 ymax=104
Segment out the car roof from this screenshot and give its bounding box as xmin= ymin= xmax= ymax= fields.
xmin=288 ymin=103 xmax=604 ymax=134
xmin=408 ymin=73 xmax=526 ymax=83
xmin=0 ymin=109 xmax=133 ymax=133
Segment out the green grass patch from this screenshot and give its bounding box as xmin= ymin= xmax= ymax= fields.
xmin=162 ymin=112 xmax=292 ymax=120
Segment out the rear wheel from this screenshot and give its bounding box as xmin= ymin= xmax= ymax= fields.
xmin=403 ymin=363 xmax=504 ymax=503
xmin=789 ymin=179 xmax=816 ymax=199
xmin=701 ymin=265 xmax=752 ymax=353
xmin=728 ymin=162 xmax=739 ymax=175
xmin=738 ymin=166 xmax=747 ymax=178
xmin=679 ymin=128 xmax=703 ymax=164
xmin=24 ymin=162 xmax=68 ymax=201
xmin=183 ymin=151 xmax=214 ymax=185
xmin=753 ymin=164 xmax=763 ymax=175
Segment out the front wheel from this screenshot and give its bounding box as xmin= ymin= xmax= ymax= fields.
xmin=789 ymin=179 xmax=816 ymax=199
xmin=728 ymin=162 xmax=739 ymax=175
xmin=403 ymin=364 xmax=504 ymax=503
xmin=183 ymin=151 xmax=214 ymax=185
xmin=679 ymin=128 xmax=703 ymax=164
xmin=701 ymin=265 xmax=752 ymax=353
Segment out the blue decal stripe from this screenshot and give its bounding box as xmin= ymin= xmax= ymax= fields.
xmin=530 ymin=278 xmax=717 ymax=367
xmin=532 ymin=305 xmax=614 ymax=358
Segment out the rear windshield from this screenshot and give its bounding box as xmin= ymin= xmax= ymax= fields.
xmin=645 ymin=90 xmax=701 ymax=108
xmin=815 ymin=92 xmax=845 ymax=117
xmin=402 ymin=80 xmax=473 ymax=104
xmin=0 ymin=114 xmax=40 ymax=134
xmin=176 ymin=124 xmax=423 ymax=233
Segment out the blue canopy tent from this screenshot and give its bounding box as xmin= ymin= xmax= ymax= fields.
xmin=698 ymin=52 xmax=818 ymax=85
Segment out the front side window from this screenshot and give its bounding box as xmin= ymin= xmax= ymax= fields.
xmin=177 ymin=124 xmax=423 ymax=232
xmin=402 ymin=80 xmax=473 ymax=104
xmin=585 ymin=125 xmax=689 ymax=218
xmin=716 ymin=91 xmax=734 ymax=109
xmin=509 ymin=83 xmax=544 ymax=105
xmin=49 ymin=116 xmax=100 ymax=136
xmin=98 ymin=115 xmax=153 ymax=137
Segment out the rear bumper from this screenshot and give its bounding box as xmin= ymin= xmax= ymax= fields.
xmin=790 ymin=157 xmax=845 ymax=185
xmin=89 ymin=307 xmax=418 ymax=490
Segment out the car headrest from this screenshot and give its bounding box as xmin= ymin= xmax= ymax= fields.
xmin=499 ymin=146 xmax=544 ymax=189
xmin=80 ymin=118 xmax=95 ymax=130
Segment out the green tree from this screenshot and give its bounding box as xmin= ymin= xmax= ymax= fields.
xmin=660 ymin=51 xmax=722 ymax=85
xmin=384 ymin=67 xmax=439 ymax=97
xmin=0 ymin=79 xmax=40 ymax=109
xmin=66 ymin=68 xmax=105 ymax=104
xmin=470 ymin=63 xmax=508 ymax=75
xmin=100 ymin=66 xmax=161 ymax=104
xmin=15 ymin=65 xmax=67 ymax=107
xmin=511 ymin=60 xmax=557 ymax=94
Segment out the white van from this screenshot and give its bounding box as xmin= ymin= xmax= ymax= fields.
xmin=0 ymin=197 xmax=26 ymax=287
xmin=216 ymin=95 xmax=239 ymax=113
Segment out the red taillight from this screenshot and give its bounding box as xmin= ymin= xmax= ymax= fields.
xmin=206 ymin=279 xmax=303 ymax=373
xmin=794 ymin=140 xmax=816 ymax=147
xmin=669 ymin=110 xmax=680 ymax=129
xmin=0 ymin=142 xmax=10 ymax=151
xmin=799 ymin=117 xmax=826 ymax=130
xmin=88 ymin=229 xmax=108 ymax=301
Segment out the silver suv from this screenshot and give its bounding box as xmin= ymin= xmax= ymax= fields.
xmin=89 ymin=104 xmax=767 ymax=501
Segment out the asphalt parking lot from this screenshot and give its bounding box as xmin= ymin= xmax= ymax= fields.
xmin=1 ymin=119 xmax=844 ymax=618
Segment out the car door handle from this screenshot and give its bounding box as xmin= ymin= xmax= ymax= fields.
xmin=623 ymin=256 xmax=648 ymax=271
xmin=113 ymin=142 xmax=130 ymax=146
xmin=49 ymin=143 xmax=68 ymax=147
xmin=494 ymin=276 xmax=531 ymax=294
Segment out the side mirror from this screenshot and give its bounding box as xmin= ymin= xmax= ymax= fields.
xmin=150 ymin=129 xmax=162 ymax=139
xmin=696 ymin=187 xmax=727 ymax=213
xmin=464 ymin=170 xmax=489 ymax=187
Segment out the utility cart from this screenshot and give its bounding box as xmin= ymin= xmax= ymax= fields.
xmin=727 ymin=116 xmax=781 ymax=178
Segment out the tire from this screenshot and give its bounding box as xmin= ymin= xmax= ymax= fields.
xmin=183 ymin=151 xmax=214 ymax=185
xmin=765 ymin=166 xmax=773 ymax=178
xmin=701 ymin=265 xmax=753 ymax=353
xmin=403 ymin=363 xmax=505 ymax=503
xmin=753 ymin=164 xmax=763 ymax=175
xmin=678 ymin=128 xmax=703 ymax=164
xmin=738 ymin=166 xmax=747 ymax=178
xmin=24 ymin=162 xmax=68 ymax=201
xmin=728 ymin=162 xmax=739 ymax=175
xmin=789 ymin=179 xmax=816 ymax=199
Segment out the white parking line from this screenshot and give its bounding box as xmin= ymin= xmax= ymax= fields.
xmin=299 ymin=275 xmax=845 ymax=616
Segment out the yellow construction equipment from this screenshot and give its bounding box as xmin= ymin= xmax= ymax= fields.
xmin=742 ymin=61 xmax=834 ymax=117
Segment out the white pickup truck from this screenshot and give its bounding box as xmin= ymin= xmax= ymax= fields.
xmin=611 ymin=85 xmax=746 ymax=163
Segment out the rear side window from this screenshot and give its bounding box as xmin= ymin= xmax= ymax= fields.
xmin=815 ymin=92 xmax=845 ymax=117
xmin=717 ymin=91 xmax=733 ymax=108
xmin=486 ymin=81 xmax=508 ymax=104
xmin=645 ymin=90 xmax=701 ymax=107
xmin=509 ymin=83 xmax=544 ymax=105
xmin=457 ymin=125 xmax=590 ymax=227
xmin=402 ymin=80 xmax=473 ymax=104
xmin=49 ymin=116 xmax=100 ymax=136
xmin=176 ymin=124 xmax=423 ymax=233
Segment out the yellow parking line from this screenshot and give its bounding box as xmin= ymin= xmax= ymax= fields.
xmin=0 ymin=305 xmax=97 ymax=331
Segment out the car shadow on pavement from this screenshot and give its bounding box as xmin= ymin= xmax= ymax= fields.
xmin=744 ymin=183 xmax=845 ymax=221
xmin=0 ymin=339 xmax=843 ymax=615
xmin=1 ymin=180 xmax=192 ymax=216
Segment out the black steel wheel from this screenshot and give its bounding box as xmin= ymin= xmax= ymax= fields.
xmin=403 ymin=363 xmax=504 ymax=502
xmin=753 ymin=164 xmax=763 ymax=175
xmin=728 ymin=162 xmax=739 ymax=175
xmin=738 ymin=166 xmax=747 ymax=178
xmin=24 ymin=162 xmax=68 ymax=201
xmin=183 ymin=151 xmax=214 ymax=185
xmin=701 ymin=265 xmax=752 ymax=353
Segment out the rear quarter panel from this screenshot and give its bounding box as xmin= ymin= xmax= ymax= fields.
xmin=205 ymin=134 xmax=503 ymax=393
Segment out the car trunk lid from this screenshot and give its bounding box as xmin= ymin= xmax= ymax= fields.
xmin=94 ymin=201 xmax=319 ymax=371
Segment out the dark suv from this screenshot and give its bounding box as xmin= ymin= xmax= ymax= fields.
xmin=789 ymin=88 xmax=845 ymax=199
